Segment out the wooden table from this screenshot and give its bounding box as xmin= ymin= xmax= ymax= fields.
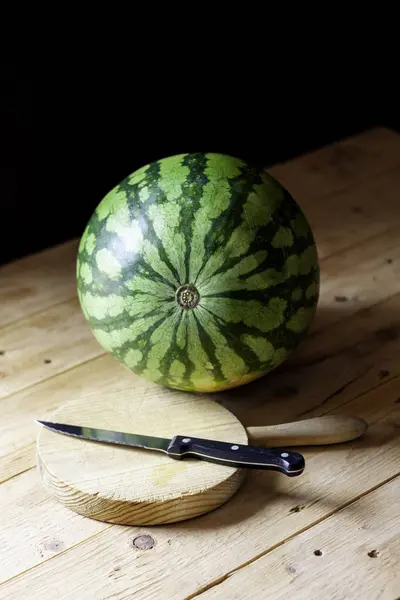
xmin=1 ymin=127 xmax=399 ymax=600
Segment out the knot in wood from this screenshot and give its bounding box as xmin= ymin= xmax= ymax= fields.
xmin=133 ymin=535 xmax=155 ymax=550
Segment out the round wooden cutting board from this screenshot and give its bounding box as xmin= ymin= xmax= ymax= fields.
xmin=36 ymin=384 xmax=249 ymax=526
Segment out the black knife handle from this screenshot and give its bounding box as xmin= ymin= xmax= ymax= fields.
xmin=166 ymin=435 xmax=305 ymax=477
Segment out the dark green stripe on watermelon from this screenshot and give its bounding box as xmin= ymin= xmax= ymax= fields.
xmin=193 ymin=160 xmax=262 ymax=285
xmin=180 ymin=153 xmax=209 ymax=286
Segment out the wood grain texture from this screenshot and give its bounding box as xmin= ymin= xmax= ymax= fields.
xmin=0 ymin=240 xmax=79 ymax=329
xmin=0 ymin=468 xmax=107 ymax=583
xmin=247 ymin=415 xmax=368 ymax=447
xmin=0 ymin=297 xmax=102 ymax=399
xmin=37 ymin=387 xmax=248 ymax=525
xmin=2 ymin=378 xmax=399 ymax=598
xmin=269 ymin=126 xmax=400 ymax=200
xmin=0 ymin=357 xmax=153 ymax=484
xmin=303 ymin=166 xmax=400 ymax=260
xmin=198 ymin=476 xmax=400 ymax=600
xmin=309 ymin=225 xmax=400 ymax=334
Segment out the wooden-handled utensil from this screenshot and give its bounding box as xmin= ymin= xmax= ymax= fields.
xmin=247 ymin=415 xmax=368 ymax=447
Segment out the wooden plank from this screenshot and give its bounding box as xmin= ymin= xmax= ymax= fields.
xmin=294 ymin=289 xmax=400 ymax=367
xmin=0 ymin=240 xmax=78 ymax=329
xmin=304 ymin=165 xmax=400 ymax=260
xmin=0 ymin=469 xmax=107 ymax=583
xmin=197 ymin=476 xmax=400 ymax=600
xmin=269 ymin=126 xmax=400 ymax=201
xmin=309 ymin=225 xmax=400 ymax=334
xmin=1 ymin=379 xmax=398 ymax=598
xmin=0 ymin=297 xmax=103 ymax=399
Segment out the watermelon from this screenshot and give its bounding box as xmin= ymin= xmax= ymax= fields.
xmin=76 ymin=153 xmax=319 ymax=393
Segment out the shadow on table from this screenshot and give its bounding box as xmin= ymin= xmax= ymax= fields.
xmin=207 ymin=297 xmax=400 ymax=427
xmin=175 ymin=421 xmax=400 ymax=532
xmin=174 ymin=456 xmax=344 ymax=532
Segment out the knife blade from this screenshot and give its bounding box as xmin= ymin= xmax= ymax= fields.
xmin=35 ymin=420 xmax=305 ymax=477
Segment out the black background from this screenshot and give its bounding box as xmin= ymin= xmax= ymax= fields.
xmin=1 ymin=57 xmax=398 ymax=266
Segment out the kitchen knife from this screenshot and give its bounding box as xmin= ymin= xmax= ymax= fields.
xmin=36 ymin=421 xmax=305 ymax=477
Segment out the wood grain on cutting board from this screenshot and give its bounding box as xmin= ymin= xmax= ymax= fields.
xmin=37 ymin=386 xmax=248 ymax=525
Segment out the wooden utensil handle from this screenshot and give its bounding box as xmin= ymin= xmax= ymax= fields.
xmin=246 ymin=415 xmax=368 ymax=447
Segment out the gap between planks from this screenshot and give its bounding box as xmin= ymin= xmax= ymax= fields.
xmin=0 ymin=466 xmax=34 ymax=486
xmin=3 ymin=473 xmax=399 ymax=592
xmin=301 ymin=373 xmax=400 ymax=419
xmin=188 ymin=474 xmax=400 ymax=600
xmin=0 ymin=525 xmax=114 ymax=587
xmin=186 ymin=472 xmax=400 ymax=600
xmin=312 ymin=223 xmax=398 ymax=269
xmin=0 ymin=349 xmax=106 ymax=405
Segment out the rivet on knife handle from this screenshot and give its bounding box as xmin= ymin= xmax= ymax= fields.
xmin=167 ymin=435 xmax=305 ymax=476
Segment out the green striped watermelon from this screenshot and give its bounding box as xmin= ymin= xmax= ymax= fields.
xmin=76 ymin=153 xmax=319 ymax=392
